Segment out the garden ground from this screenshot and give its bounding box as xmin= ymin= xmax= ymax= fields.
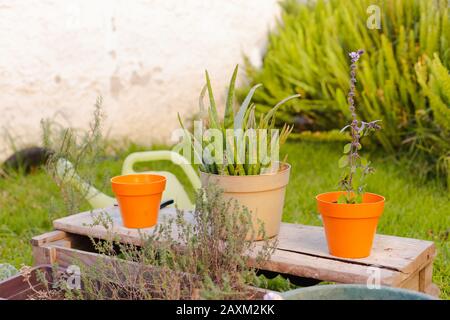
xmin=0 ymin=140 xmax=448 ymax=298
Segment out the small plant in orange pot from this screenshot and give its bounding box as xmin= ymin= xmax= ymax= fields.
xmin=316 ymin=49 xmax=384 ymax=259
xmin=111 ymin=174 xmax=166 ymax=228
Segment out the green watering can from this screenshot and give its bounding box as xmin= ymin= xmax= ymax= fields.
xmin=55 ymin=150 xmax=201 ymax=210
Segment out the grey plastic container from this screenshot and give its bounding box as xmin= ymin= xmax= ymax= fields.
xmin=280 ymin=284 xmax=437 ymax=300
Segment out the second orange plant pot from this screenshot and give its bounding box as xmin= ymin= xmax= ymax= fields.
xmin=111 ymin=174 xmax=166 ymax=229
xmin=316 ymin=191 xmax=385 ymax=259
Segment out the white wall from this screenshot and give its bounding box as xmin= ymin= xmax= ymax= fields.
xmin=0 ymin=0 xmax=280 ymax=161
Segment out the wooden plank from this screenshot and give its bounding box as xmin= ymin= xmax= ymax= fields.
xmin=31 ymin=245 xmax=56 ymax=266
xmin=31 ymin=230 xmax=67 ymax=246
xmin=400 ymin=272 xmax=420 ymax=291
xmin=52 ymin=207 xmax=437 ymax=291
xmin=50 ymin=239 xmax=72 ymax=249
xmin=419 ymin=263 xmax=440 ymax=297
xmin=32 ymin=246 xmax=51 ymax=266
xmin=42 ymin=229 xmax=406 ymax=288
xmin=53 ymin=207 xmax=184 ymax=246
xmin=54 ymin=207 xmax=435 ymax=272
xmin=52 ymin=245 xmax=197 ymax=283
xmin=276 ymin=223 xmax=435 ymax=274
xmin=251 ymin=248 xmax=404 ymax=287
xmin=419 ymin=262 xmax=439 ymax=297
xmin=419 ymin=263 xmax=433 ymax=292
xmin=53 ymin=245 xmax=112 ymax=269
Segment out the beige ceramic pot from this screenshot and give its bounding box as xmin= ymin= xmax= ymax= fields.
xmin=200 ymin=162 xmax=291 ymax=240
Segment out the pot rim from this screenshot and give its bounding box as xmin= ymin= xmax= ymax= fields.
xmin=111 ymin=174 xmax=166 ymax=185
xmin=279 ymin=284 xmax=437 ymax=300
xmin=199 ymin=162 xmax=291 ymax=177
xmin=316 ymin=191 xmax=385 ymax=206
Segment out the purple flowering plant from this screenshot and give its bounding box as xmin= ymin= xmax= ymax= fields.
xmin=338 ymin=50 xmax=381 ymax=204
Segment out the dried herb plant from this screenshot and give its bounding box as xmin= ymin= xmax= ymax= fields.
xmin=82 ymin=185 xmax=274 ymax=299
xmin=27 ymin=186 xmax=275 ymax=300
xmin=42 ymin=97 xmax=109 ymax=215
xmin=19 ymin=265 xmax=67 ymax=300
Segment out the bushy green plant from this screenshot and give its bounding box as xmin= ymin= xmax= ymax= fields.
xmin=415 ymin=54 xmax=450 ymax=187
xmin=0 ymin=263 xmax=17 ymax=281
xmin=242 ymin=0 xmax=450 ymax=184
xmin=178 ymin=65 xmax=300 ymax=175
xmin=42 ymin=97 xmax=109 ymax=215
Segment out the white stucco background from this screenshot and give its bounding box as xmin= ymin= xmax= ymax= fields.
xmin=0 ymin=0 xmax=280 ymax=161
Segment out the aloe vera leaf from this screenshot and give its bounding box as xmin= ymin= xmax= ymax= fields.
xmin=245 ymin=104 xmax=256 ymax=129
xmin=198 ymin=84 xmax=208 ymax=122
xmin=263 ymin=94 xmax=301 ymax=124
xmin=236 ymin=164 xmax=246 ymax=176
xmin=244 ymin=129 xmax=258 ymax=175
xmin=224 ymin=65 xmax=239 ymax=129
xmin=258 ymin=112 xmax=265 ymax=129
xmin=219 ymin=164 xmax=229 ymax=175
xmin=231 ymin=133 xmax=239 ymax=174
xmin=205 ymin=70 xmax=220 ymax=129
xmin=227 ymin=163 xmax=235 ymax=175
xmin=269 ymin=111 xmax=277 ymax=129
xmin=280 ymin=124 xmax=294 ymax=146
xmin=204 ymin=129 xmax=226 ymax=174
xmin=177 ymin=113 xmax=205 ymax=171
xmin=244 ymin=164 xmax=250 ymax=175
xmin=211 ymin=163 xmax=218 ymax=174
xmin=249 ymin=130 xmax=258 ymax=172
xmin=234 ymin=84 xmax=263 ymax=130
xmin=224 ymin=131 xmax=236 ymax=175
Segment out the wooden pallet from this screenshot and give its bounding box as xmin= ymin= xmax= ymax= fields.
xmin=32 ymin=207 xmax=440 ymax=297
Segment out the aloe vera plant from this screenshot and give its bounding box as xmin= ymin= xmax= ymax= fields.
xmin=178 ymin=65 xmax=300 ymax=175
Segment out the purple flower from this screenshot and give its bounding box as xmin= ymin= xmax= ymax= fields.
xmin=349 ymin=52 xmax=359 ymax=60
xmin=349 ymin=50 xmax=364 ymax=63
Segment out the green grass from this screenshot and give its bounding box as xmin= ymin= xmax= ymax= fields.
xmin=0 ymin=141 xmax=448 ymax=298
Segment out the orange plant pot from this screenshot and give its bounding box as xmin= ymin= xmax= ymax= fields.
xmin=111 ymin=174 xmax=166 ymax=229
xmin=316 ymin=191 xmax=385 ymax=259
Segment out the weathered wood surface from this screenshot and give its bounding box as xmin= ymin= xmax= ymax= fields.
xmin=48 ymin=207 xmax=438 ymax=295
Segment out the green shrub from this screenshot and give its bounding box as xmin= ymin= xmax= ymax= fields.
xmin=415 ymin=54 xmax=450 ymax=186
xmin=242 ymin=0 xmax=449 ymax=184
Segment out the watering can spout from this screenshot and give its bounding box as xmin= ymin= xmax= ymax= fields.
xmin=54 ymin=157 xmax=116 ymax=208
xmin=55 ymin=158 xmax=75 ymax=180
